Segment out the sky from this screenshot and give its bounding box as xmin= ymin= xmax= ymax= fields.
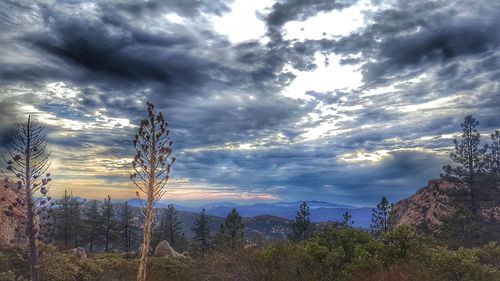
xmin=0 ymin=0 xmax=499 ymax=207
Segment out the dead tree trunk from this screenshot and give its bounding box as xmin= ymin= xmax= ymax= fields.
xmin=24 ymin=116 xmax=39 ymax=281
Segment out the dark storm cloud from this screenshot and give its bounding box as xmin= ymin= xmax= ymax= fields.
xmin=1 ymin=0 xmax=499 ymax=205
xmin=0 ymin=99 xmax=28 ymax=146
xmin=28 ymin=8 xmax=220 ymax=88
xmin=333 ymin=0 xmax=500 ymax=86
xmin=101 ymin=0 xmax=231 ymax=18
xmin=0 ymin=0 xmax=315 ymax=149
xmin=265 ymin=0 xmax=358 ymax=27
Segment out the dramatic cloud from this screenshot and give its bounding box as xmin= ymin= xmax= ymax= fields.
xmin=0 ymin=0 xmax=498 ymax=206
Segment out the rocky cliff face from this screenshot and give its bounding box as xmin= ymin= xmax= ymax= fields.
xmin=391 ymin=179 xmax=500 ymax=232
xmin=0 ymin=185 xmax=26 ymax=246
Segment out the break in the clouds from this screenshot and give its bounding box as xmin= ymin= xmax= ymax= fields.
xmin=0 ymin=0 xmax=499 ymax=206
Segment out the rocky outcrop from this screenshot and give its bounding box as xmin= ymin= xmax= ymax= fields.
xmin=154 ymin=240 xmax=190 ymax=259
xmin=0 ymin=185 xmax=26 ymax=246
xmin=391 ymin=179 xmax=500 ymax=232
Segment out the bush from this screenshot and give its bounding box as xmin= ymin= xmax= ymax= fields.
xmin=0 ymin=246 xmax=29 ymax=279
xmin=3 ymin=227 xmax=500 ymax=281
xmin=429 ymin=247 xmax=500 ymax=281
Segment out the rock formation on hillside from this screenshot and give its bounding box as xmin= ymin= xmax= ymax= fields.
xmin=0 ymin=185 xmax=26 ymax=246
xmin=154 ymin=240 xmax=190 ymax=259
xmin=391 ymin=179 xmax=500 ymax=232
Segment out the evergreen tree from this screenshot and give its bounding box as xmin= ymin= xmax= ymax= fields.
xmin=165 ymin=204 xmax=182 ymax=248
xmin=291 ymin=202 xmax=312 ymax=241
xmin=192 ymin=209 xmax=210 ymax=255
xmin=56 ymin=191 xmax=72 ymax=246
xmin=121 ymin=202 xmax=135 ymax=252
xmin=103 ymin=195 xmax=115 ymax=252
xmin=214 ymin=223 xmax=228 ymax=250
xmin=83 ymin=200 xmax=102 ymax=252
xmin=441 ymin=115 xmax=485 ymax=213
xmin=224 ymin=208 xmax=245 ymax=249
xmin=70 ymin=194 xmax=84 ymax=248
xmin=486 ymin=130 xmax=500 ymax=174
xmin=175 ymin=232 xmax=189 ymax=253
xmin=52 ymin=191 xmax=83 ymax=248
xmin=342 ymin=211 xmax=353 ymax=227
xmin=371 ymin=196 xmax=391 ymax=235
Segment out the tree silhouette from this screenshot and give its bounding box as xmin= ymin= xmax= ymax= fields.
xmin=51 ymin=190 xmax=83 ymax=247
xmin=485 ymin=130 xmax=500 ymax=175
xmin=121 ymin=201 xmax=137 ymax=252
xmin=224 ymin=208 xmax=245 ymax=249
xmin=214 ymin=223 xmax=228 ymax=250
xmin=441 ymin=115 xmax=485 ymax=213
xmin=103 ymin=195 xmax=115 ymax=252
xmin=371 ymin=196 xmax=391 ymax=235
xmin=162 ymin=204 xmax=182 ymax=248
xmin=1 ymin=115 xmax=52 ymax=281
xmin=129 ymin=101 xmax=175 ymax=281
xmin=192 ymin=209 xmax=210 ymax=255
xmin=291 ymin=202 xmax=312 ymax=241
xmin=342 ymin=211 xmax=353 ymax=227
xmin=83 ymin=199 xmax=102 ymax=252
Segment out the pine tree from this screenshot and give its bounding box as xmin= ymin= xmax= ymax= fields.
xmin=291 ymin=202 xmax=312 ymax=241
xmin=342 ymin=211 xmax=353 ymax=227
xmin=164 ymin=204 xmax=182 ymax=248
xmin=371 ymin=196 xmax=391 ymax=235
xmin=130 ymin=102 xmax=175 ymax=281
xmin=71 ymin=195 xmax=84 ymax=248
xmin=1 ymin=116 xmax=52 ymax=281
xmin=121 ymin=202 xmax=135 ymax=252
xmin=224 ymin=208 xmax=245 ymax=249
xmin=214 ymin=223 xmax=228 ymax=250
xmin=441 ymin=115 xmax=485 ymax=213
xmin=192 ymin=209 xmax=210 ymax=255
xmin=83 ymin=200 xmax=102 ymax=252
xmin=103 ymin=195 xmax=115 ymax=252
xmin=486 ymin=130 xmax=500 ymax=175
xmin=55 ymin=190 xmax=72 ymax=246
xmin=54 ymin=191 xmax=84 ymax=248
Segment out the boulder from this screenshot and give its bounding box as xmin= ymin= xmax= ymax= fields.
xmin=69 ymin=247 xmax=87 ymax=259
xmin=154 ymin=240 xmax=189 ymax=259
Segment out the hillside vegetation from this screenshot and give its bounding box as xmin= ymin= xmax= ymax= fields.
xmin=1 ymin=225 xmax=500 ymax=281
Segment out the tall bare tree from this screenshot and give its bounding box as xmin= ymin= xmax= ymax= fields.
xmin=2 ymin=115 xmax=52 ymax=281
xmin=130 ymin=102 xmax=175 ymax=281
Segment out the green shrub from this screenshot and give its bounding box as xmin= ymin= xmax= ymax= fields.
xmin=429 ymin=247 xmax=500 ymax=281
xmin=2 ymin=227 xmax=500 ymax=281
xmin=0 ymin=246 xmax=29 ymax=278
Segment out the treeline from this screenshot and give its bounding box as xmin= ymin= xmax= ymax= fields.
xmin=48 ymin=192 xmax=140 ymax=253
xmin=46 ymin=194 xmax=247 ymax=256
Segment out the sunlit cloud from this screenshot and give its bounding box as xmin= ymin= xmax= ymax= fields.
xmin=1 ymin=0 xmax=498 ymax=206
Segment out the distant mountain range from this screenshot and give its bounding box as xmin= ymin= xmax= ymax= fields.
xmin=126 ymin=199 xmax=373 ymax=228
